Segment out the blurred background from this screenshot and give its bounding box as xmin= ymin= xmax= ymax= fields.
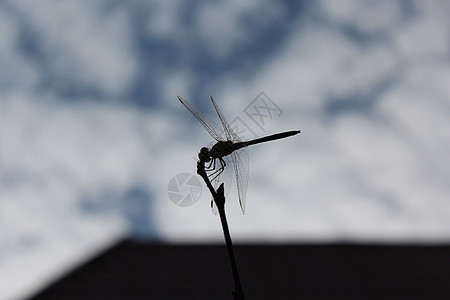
xmin=1 ymin=0 xmax=450 ymax=299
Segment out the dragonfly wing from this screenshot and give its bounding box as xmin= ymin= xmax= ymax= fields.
xmin=231 ymin=148 xmax=249 ymax=214
xmin=178 ymin=96 xmax=225 ymax=141
xmin=210 ymin=96 xmax=242 ymax=142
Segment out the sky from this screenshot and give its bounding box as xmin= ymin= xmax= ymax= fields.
xmin=1 ymin=0 xmax=450 ymax=299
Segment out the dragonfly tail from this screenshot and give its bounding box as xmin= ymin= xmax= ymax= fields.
xmin=235 ymin=130 xmax=300 ymax=149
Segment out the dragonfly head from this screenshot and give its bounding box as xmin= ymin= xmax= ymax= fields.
xmin=198 ymin=147 xmax=211 ymax=163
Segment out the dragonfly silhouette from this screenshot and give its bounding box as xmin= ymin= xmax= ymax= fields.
xmin=178 ymin=96 xmax=300 ymax=214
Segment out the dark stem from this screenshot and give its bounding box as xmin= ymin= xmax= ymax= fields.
xmin=197 ymin=161 xmax=245 ymax=300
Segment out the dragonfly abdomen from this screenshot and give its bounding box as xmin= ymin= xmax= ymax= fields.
xmin=239 ymin=130 xmax=300 ymax=148
xmin=226 ymin=130 xmax=301 ymax=152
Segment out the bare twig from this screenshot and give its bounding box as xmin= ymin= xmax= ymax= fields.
xmin=197 ymin=160 xmax=245 ymax=300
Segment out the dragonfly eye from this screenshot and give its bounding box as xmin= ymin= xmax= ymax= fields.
xmin=198 ymin=147 xmax=210 ymax=162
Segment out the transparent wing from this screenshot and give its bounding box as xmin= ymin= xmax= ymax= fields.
xmin=231 ymin=148 xmax=249 ymax=215
xmin=210 ymin=96 xmax=242 ymax=143
xmin=210 ymin=156 xmax=233 ymax=215
xmin=178 ymin=96 xmax=225 ymax=142
xmin=210 ymin=96 xmax=249 ymax=214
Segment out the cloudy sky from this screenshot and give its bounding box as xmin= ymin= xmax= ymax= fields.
xmin=1 ymin=0 xmax=450 ymax=298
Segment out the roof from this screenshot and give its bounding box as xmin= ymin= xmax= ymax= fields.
xmin=31 ymin=241 xmax=450 ymax=299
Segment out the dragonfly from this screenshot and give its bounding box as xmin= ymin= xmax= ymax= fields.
xmin=178 ymin=96 xmax=300 ymax=214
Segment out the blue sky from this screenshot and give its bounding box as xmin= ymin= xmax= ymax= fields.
xmin=1 ymin=0 xmax=450 ymax=298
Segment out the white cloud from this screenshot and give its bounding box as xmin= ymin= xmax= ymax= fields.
xmin=200 ymin=0 xmax=450 ymax=241
xmin=196 ymin=0 xmax=285 ymax=59
xmin=392 ymin=3 xmax=450 ymax=60
xmin=0 ymin=91 xmax=168 ymax=298
xmin=319 ymin=0 xmax=403 ymax=34
xmin=1 ymin=0 xmax=444 ymax=244
xmin=146 ymin=0 xmax=184 ymax=38
xmin=9 ymin=0 xmax=137 ymax=96
xmin=0 ymin=8 xmax=39 ymax=90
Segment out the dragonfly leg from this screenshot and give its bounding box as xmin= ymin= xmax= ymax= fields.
xmin=205 ymin=158 xmax=215 ymax=170
xmin=206 ymin=159 xmax=216 ymax=171
xmin=208 ymin=157 xmax=226 ymax=182
xmin=206 ymin=159 xmax=219 ymax=175
xmin=205 ymin=159 xmax=221 ymax=180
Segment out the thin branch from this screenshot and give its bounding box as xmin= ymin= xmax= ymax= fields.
xmin=197 ymin=161 xmax=245 ymax=300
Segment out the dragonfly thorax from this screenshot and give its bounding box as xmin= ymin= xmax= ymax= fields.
xmin=198 ymin=141 xmax=236 ymax=163
xmin=208 ymin=140 xmax=236 ymax=159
